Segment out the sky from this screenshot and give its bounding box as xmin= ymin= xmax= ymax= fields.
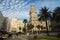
xmin=0 ymin=0 xmax=60 ymax=21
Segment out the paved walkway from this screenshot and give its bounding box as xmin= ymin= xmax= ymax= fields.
xmin=6 ymin=35 xmax=47 ymax=40
xmin=7 ymin=35 xmax=28 ymax=40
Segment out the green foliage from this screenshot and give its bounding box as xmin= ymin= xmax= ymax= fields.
xmin=27 ymin=24 xmax=34 ymax=30
xmin=23 ymin=28 xmax=26 ymax=32
xmin=34 ymin=35 xmax=37 ymax=39
xmin=36 ymin=25 xmax=41 ymax=29
xmin=38 ymin=7 xmax=51 ymax=36
xmin=52 ymin=7 xmax=60 ymax=32
xmin=38 ymin=7 xmax=51 ymax=21
xmin=23 ymin=19 xmax=27 ymax=24
xmin=23 ymin=19 xmax=27 ymax=33
xmin=53 ymin=7 xmax=60 ymax=23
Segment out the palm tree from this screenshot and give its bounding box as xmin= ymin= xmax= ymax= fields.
xmin=27 ymin=24 xmax=34 ymax=34
xmin=36 ymin=25 xmax=42 ymax=34
xmin=23 ymin=19 xmax=27 ymax=33
xmin=53 ymin=7 xmax=60 ymax=23
xmin=38 ymin=7 xmax=51 ymax=36
xmin=52 ymin=7 xmax=60 ymax=35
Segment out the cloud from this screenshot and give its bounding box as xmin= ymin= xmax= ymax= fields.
xmin=2 ymin=10 xmax=30 ymax=20
xmin=0 ymin=0 xmax=60 ymax=21
xmin=0 ymin=0 xmax=31 ymax=20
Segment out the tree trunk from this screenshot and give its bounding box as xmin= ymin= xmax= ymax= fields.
xmin=24 ymin=23 xmax=27 ymax=34
xmin=39 ymin=28 xmax=40 ymax=34
xmin=46 ymin=20 xmax=49 ymax=36
xmin=37 ymin=30 xmax=38 ymax=35
xmin=32 ymin=29 xmax=33 ymax=34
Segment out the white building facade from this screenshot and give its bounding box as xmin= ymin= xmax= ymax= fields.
xmin=9 ymin=18 xmax=24 ymax=33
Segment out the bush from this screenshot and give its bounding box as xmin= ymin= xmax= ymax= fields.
xmin=33 ymin=35 xmax=37 ymax=39
xmin=57 ymin=34 xmax=60 ymax=38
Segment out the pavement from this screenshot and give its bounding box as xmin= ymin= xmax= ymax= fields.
xmin=6 ymin=35 xmax=48 ymax=40
xmin=5 ymin=33 xmax=57 ymax=40
xmin=7 ymin=35 xmax=28 ymax=40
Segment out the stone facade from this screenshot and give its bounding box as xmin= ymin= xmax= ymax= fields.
xmin=9 ymin=18 xmax=24 ymax=33
xmin=29 ymin=4 xmax=40 ymax=31
xmin=29 ymin=4 xmax=51 ymax=31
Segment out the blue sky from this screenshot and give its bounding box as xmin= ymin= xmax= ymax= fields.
xmin=0 ymin=0 xmax=60 ymax=21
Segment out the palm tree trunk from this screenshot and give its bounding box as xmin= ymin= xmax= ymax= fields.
xmin=46 ymin=20 xmax=49 ymax=36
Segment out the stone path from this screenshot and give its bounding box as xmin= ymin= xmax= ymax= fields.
xmin=6 ymin=35 xmax=47 ymax=40
xmin=7 ymin=35 xmax=28 ymax=40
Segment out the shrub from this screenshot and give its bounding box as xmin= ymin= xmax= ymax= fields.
xmin=34 ymin=35 xmax=37 ymax=39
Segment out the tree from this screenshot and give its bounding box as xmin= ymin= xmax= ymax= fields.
xmin=52 ymin=7 xmax=60 ymax=36
xmin=36 ymin=25 xmax=41 ymax=34
xmin=23 ymin=19 xmax=27 ymax=33
xmin=27 ymin=24 xmax=34 ymax=30
xmin=23 ymin=28 xmax=26 ymax=33
xmin=36 ymin=25 xmax=42 ymax=34
xmin=38 ymin=7 xmax=51 ymax=36
xmin=27 ymin=24 xmax=34 ymax=34
xmin=53 ymin=7 xmax=60 ymax=23
xmin=52 ymin=7 xmax=60 ymax=29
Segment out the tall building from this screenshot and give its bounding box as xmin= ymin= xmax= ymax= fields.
xmin=29 ymin=4 xmax=51 ymax=31
xmin=0 ymin=11 xmax=4 ymax=30
xmin=7 ymin=19 xmax=10 ymax=32
xmin=3 ymin=17 xmax=8 ymax=31
xmin=9 ymin=18 xmax=24 ymax=33
xmin=29 ymin=4 xmax=40 ymax=31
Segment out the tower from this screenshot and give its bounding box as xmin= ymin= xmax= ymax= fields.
xmin=29 ymin=4 xmax=39 ymax=31
xmin=29 ymin=4 xmax=51 ymax=32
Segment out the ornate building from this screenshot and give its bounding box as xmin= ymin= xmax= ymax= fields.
xmin=29 ymin=4 xmax=51 ymax=31
xmin=29 ymin=4 xmax=40 ymax=31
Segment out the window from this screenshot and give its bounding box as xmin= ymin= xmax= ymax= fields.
xmin=19 ymin=27 xmax=21 ymax=30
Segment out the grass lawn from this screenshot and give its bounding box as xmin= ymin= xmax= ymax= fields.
xmin=33 ymin=35 xmax=60 ymax=40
